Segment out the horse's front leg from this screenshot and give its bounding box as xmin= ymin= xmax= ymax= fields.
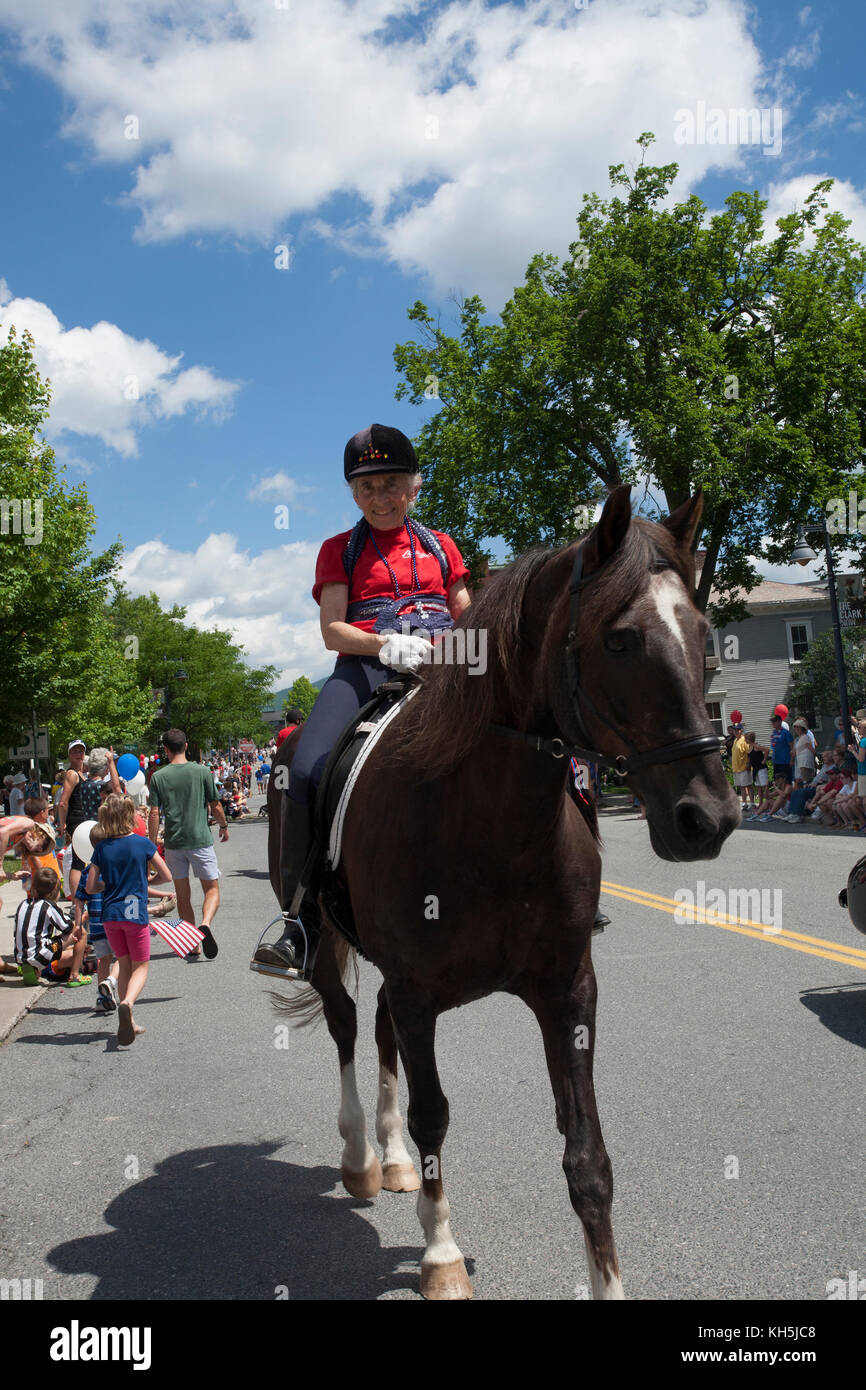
xmin=385 ymin=981 xmax=472 ymax=1300
xmin=526 ymin=959 xmax=624 ymax=1300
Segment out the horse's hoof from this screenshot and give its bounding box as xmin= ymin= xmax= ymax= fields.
xmin=420 ymin=1259 xmax=474 ymax=1301
xmin=341 ymin=1157 xmax=383 ymax=1200
xmin=381 ymin=1161 xmax=421 ymax=1193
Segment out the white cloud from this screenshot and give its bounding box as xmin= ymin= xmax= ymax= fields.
xmin=0 ymin=0 xmax=796 ymax=305
xmin=763 ymin=174 xmax=866 ymax=248
xmin=119 ymin=532 xmax=329 ymax=682
xmin=246 ymin=472 xmax=309 ymax=504
xmin=0 ymin=286 xmax=239 ymax=456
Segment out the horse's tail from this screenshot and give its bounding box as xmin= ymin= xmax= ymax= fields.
xmin=268 ymin=931 xmax=358 ymax=1029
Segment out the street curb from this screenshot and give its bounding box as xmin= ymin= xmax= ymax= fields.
xmin=0 ymin=979 xmax=47 ymax=1047
xmin=0 ymin=876 xmax=49 ymax=1046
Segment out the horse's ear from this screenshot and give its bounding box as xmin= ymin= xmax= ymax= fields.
xmin=582 ymin=485 xmax=632 ymax=575
xmin=663 ymin=491 xmax=703 ymax=551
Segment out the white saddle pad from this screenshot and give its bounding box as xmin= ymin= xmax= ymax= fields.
xmin=328 ymin=685 xmax=419 ymax=872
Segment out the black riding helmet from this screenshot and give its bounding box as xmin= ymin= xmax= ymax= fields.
xmin=839 ymin=853 xmax=866 ymax=937
xmin=344 ymin=424 xmax=417 ymax=481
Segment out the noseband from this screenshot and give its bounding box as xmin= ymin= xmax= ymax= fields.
xmin=496 ymin=539 xmax=724 ymax=777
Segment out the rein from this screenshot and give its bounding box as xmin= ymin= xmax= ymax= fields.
xmin=494 ymin=537 xmax=723 ymax=777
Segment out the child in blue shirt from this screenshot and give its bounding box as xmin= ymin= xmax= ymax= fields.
xmin=74 ymin=865 xmax=120 ymax=1013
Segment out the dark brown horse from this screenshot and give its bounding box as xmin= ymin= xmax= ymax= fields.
xmin=266 ymin=486 xmax=739 ymax=1299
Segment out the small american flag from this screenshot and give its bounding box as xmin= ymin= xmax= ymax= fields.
xmin=150 ymin=917 xmax=205 ymax=958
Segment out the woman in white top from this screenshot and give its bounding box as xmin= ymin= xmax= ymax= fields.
xmin=792 ymin=720 xmax=816 ymax=784
xmin=826 ymin=769 xmax=863 ymax=828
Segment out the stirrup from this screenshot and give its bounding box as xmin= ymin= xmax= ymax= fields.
xmin=249 ymin=913 xmax=315 ymax=981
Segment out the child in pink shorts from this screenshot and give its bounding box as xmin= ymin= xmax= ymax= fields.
xmin=87 ymin=794 xmax=174 ymax=1046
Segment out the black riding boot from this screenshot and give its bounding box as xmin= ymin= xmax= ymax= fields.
xmin=251 ymin=796 xmax=321 ymax=981
xmin=592 ymin=907 xmax=610 ymax=934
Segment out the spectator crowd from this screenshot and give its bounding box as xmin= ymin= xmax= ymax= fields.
xmin=0 ymin=730 xmax=281 ymax=1045
xmin=724 ymin=703 xmax=866 ymax=831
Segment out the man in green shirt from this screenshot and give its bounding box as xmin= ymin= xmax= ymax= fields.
xmin=147 ymin=729 xmax=229 ymax=960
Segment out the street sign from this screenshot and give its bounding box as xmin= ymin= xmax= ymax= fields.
xmin=837 ymin=574 xmax=865 ymax=629
xmin=8 ymin=728 xmax=50 ymax=760
xmin=238 ymin=738 xmax=256 ymax=754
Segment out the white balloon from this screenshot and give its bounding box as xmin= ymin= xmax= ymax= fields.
xmin=125 ymin=770 xmax=146 ymax=794
xmin=72 ymin=819 xmax=99 ymax=864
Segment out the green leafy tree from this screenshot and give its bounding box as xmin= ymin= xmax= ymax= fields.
xmin=0 ymin=328 xmax=151 ymax=762
xmin=394 ymin=135 xmax=866 ymax=623
xmin=106 ymin=587 xmax=277 ymax=754
xmin=790 ymin=626 xmax=866 ymax=721
xmin=285 ymin=676 xmax=318 ymax=719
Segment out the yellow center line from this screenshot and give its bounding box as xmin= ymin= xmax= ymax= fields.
xmin=600 ymin=880 xmax=866 ymax=972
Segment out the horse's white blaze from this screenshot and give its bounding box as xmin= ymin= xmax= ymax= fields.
xmin=417 ymin=1190 xmax=464 ymax=1268
xmin=583 ymin=1230 xmax=625 ymax=1300
xmin=375 ymin=1064 xmax=414 ymax=1169
xmin=338 ymin=1062 xmax=376 ymax=1174
xmin=649 ymin=571 xmax=689 ymax=657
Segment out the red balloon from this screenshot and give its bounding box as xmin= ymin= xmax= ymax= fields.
xmin=774 ymin=703 xmax=789 ymax=718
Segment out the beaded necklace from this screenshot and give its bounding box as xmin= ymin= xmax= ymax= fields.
xmin=368 ymin=518 xmax=419 ymax=599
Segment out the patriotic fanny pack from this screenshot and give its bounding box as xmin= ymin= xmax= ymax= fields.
xmin=345 ymin=592 xmax=453 ymax=634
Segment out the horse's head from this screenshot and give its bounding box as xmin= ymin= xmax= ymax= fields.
xmin=551 ymin=485 xmax=739 ymax=861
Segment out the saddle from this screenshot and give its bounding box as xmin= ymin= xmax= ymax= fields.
xmin=303 ymin=676 xmax=420 ymax=953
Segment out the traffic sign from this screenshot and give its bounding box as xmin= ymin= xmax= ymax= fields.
xmin=8 ymin=728 xmax=50 ymax=760
xmin=238 ymin=738 xmax=256 ymax=754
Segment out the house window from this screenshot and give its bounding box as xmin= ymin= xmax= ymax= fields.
xmin=786 ymin=621 xmax=813 ymax=663
xmin=705 ymin=701 xmax=725 ymax=735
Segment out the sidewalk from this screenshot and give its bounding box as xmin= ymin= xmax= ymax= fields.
xmin=0 ymin=876 xmax=47 ymax=1045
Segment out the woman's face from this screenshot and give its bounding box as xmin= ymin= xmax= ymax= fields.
xmin=352 ymin=472 xmax=417 ymax=531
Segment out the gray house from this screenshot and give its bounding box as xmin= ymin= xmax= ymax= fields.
xmin=703 ymin=571 xmax=854 ymax=741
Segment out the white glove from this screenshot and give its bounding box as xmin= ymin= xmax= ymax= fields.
xmin=378 ymin=633 xmax=433 ymax=674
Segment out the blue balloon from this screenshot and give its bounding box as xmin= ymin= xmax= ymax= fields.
xmin=116 ymin=753 xmax=140 ymax=780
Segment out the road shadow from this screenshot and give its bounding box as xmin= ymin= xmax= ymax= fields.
xmin=47 ymin=1141 xmax=441 ymax=1300
xmin=15 ymin=996 xmax=181 ymax=1046
xmin=231 ymin=869 xmax=271 ymax=880
xmin=799 ymin=983 xmax=866 ymax=1049
xmin=13 ymin=1028 xmax=116 ymax=1047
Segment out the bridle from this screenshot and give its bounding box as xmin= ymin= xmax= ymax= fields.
xmin=495 ymin=537 xmax=724 ymax=777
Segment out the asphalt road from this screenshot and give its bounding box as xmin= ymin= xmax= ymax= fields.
xmin=1 ymin=797 xmax=864 ymax=1302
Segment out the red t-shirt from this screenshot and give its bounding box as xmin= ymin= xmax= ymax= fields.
xmin=313 ymin=524 xmax=469 ymax=634
xmin=275 ymin=725 xmax=297 ymax=748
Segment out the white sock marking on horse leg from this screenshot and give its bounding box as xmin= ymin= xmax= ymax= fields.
xmin=417 ymin=1189 xmax=464 ymax=1268
xmin=583 ymin=1229 xmax=625 ymax=1300
xmin=338 ymin=1062 xmax=376 ymax=1174
xmin=375 ymin=1064 xmax=414 ymax=1169
xmin=650 ymin=572 xmax=688 ymax=657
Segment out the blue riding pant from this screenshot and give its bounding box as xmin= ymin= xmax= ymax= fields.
xmin=287 ymin=654 xmax=390 ymax=806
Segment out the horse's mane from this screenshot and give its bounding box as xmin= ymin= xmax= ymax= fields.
xmin=396 ymin=518 xmax=690 ymax=780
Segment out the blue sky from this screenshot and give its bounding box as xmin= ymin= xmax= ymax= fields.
xmin=0 ymin=0 xmax=863 ymax=682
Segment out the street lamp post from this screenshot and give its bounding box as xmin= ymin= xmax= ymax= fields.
xmin=791 ymin=517 xmax=851 ymax=732
xmin=155 ymin=655 xmax=189 ymax=730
